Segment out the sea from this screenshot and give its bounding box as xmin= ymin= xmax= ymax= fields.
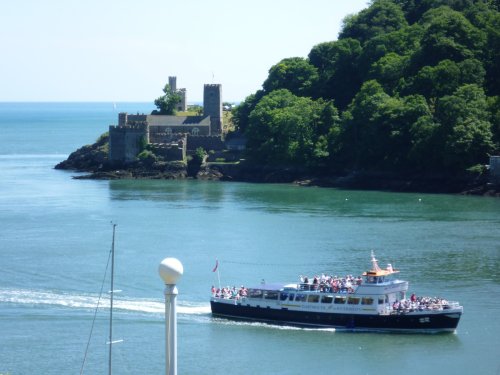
xmin=0 ymin=102 xmax=499 ymax=375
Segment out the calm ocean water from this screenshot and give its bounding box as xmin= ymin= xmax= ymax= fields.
xmin=0 ymin=103 xmax=499 ymax=374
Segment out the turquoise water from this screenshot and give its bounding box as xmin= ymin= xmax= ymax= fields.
xmin=0 ymin=103 xmax=499 ymax=374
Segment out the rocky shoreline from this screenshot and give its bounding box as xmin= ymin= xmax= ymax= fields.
xmin=55 ymin=139 xmax=499 ymax=197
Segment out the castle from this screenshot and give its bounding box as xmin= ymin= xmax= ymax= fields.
xmin=168 ymin=76 xmax=187 ymax=112
xmin=109 ymin=78 xmax=225 ymax=163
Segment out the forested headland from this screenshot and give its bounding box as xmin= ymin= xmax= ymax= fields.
xmin=232 ymin=0 xmax=500 ymax=190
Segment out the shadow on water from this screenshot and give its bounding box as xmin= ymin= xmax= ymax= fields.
xmin=107 ymin=179 xmax=500 ymax=221
xmin=108 ymin=179 xmax=226 ymax=207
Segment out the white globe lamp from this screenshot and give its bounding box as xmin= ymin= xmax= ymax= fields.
xmin=158 ymin=257 xmax=183 ymax=375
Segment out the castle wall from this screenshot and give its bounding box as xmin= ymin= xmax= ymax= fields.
xmin=109 ymin=124 xmax=148 ymax=162
xmin=186 ymin=135 xmax=225 ymax=152
xmin=150 ymin=140 xmax=186 ymax=161
xmin=125 ymin=114 xmax=148 ymax=123
xmin=203 ymin=84 xmax=223 ymax=135
xmin=149 ymin=125 xmax=210 ymax=140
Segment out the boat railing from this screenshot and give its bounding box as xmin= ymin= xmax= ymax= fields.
xmin=387 ymin=299 xmax=463 ymax=314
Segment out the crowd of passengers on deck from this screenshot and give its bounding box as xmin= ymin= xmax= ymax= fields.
xmin=392 ymin=294 xmax=452 ymax=313
xmin=298 ymin=274 xmax=363 ymax=293
xmin=212 ymin=286 xmax=247 ymax=299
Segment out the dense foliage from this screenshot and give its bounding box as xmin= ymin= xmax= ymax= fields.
xmin=233 ymin=0 xmax=500 ymax=174
xmin=153 ymin=84 xmax=181 ymax=115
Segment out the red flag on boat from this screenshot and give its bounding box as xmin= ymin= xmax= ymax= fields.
xmin=212 ymin=260 xmax=219 ymax=272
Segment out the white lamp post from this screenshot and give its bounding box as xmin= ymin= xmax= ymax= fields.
xmin=158 ymin=258 xmax=183 ymax=375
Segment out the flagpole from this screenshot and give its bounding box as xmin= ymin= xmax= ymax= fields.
xmin=217 ymin=264 xmax=221 ymax=291
xmin=213 ymin=259 xmax=221 ymax=291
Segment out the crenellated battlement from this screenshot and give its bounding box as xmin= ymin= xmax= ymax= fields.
xmin=110 ymin=122 xmax=148 ymax=131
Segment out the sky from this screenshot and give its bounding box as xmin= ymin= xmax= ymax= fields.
xmin=0 ymin=0 xmax=369 ymax=103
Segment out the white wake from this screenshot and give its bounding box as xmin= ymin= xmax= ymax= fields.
xmin=0 ymin=288 xmax=210 ymax=316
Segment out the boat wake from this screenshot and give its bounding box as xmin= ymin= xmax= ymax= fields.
xmin=0 ymin=288 xmax=210 ymax=317
xmin=212 ymin=317 xmax=337 ymax=333
xmin=1 ymin=288 xmax=341 ymax=332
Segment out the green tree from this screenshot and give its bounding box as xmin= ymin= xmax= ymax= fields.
xmin=483 ymin=9 xmax=500 ymax=95
xmin=340 ymin=0 xmax=408 ymax=45
xmin=245 ymin=90 xmax=335 ymax=166
xmin=232 ymin=90 xmax=265 ymax=133
xmin=153 ymin=84 xmax=182 ymax=115
xmin=338 ymin=80 xmax=398 ymax=169
xmin=415 ymin=6 xmax=486 ymax=67
xmin=408 ymin=115 xmax=442 ymax=170
xmin=338 ymin=81 xmax=437 ymax=171
xmin=403 ymin=58 xmax=485 ymax=99
xmin=488 ymin=96 xmax=500 ymax=149
xmin=436 ymin=84 xmax=494 ymax=169
xmin=262 ymin=57 xmax=319 ymax=97
xmin=308 ymin=38 xmax=363 ymax=110
xmin=358 ymin=24 xmax=422 ymax=84
xmin=368 ymin=52 xmax=409 ymax=94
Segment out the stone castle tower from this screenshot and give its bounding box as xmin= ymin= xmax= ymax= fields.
xmin=203 ymin=84 xmax=223 ymax=134
xmin=168 ymin=76 xmax=187 ymax=112
xmin=168 ymin=76 xmax=177 ymax=91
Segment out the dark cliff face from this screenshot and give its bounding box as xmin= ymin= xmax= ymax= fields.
xmin=55 ymin=143 xmax=108 ymax=172
xmin=55 ymin=133 xmax=109 ymax=172
xmin=54 ymin=133 xmax=189 ymax=179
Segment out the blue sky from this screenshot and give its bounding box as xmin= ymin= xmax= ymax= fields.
xmin=0 ymin=0 xmax=368 ymax=102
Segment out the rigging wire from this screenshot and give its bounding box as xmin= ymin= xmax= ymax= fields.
xmin=80 ymin=244 xmax=112 ymax=375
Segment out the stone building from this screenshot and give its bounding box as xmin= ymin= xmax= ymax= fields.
xmin=168 ymin=76 xmax=187 ymax=112
xmin=109 ymin=78 xmax=224 ymax=163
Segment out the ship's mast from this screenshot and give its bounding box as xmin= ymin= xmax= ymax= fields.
xmin=370 ymin=250 xmax=381 ymax=272
xmin=108 ymin=223 xmax=116 ymax=375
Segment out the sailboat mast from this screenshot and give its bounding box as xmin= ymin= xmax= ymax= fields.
xmin=108 ymin=223 xmax=116 ymax=375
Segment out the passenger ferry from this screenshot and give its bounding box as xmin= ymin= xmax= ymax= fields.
xmin=210 ymin=252 xmax=463 ymax=333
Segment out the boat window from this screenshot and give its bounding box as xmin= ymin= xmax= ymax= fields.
xmin=334 ymin=296 xmax=346 ymax=304
xmin=347 ymin=297 xmax=360 ymax=305
xmin=280 ymin=292 xmax=289 ymax=301
xmin=248 ymin=289 xmax=263 ymax=299
xmin=307 ymin=295 xmax=320 ymax=303
xmin=288 ymin=293 xmax=295 ymax=301
xmin=321 ymin=295 xmax=334 ymax=304
xmin=366 ymin=276 xmax=375 ymax=284
xmin=264 ymin=291 xmax=279 ymax=300
xmin=378 ymin=297 xmax=385 ymax=305
xmin=295 ymin=294 xmax=307 ymax=302
xmin=361 ymin=297 xmax=374 ymax=305
xmin=377 ymin=276 xmax=385 ymax=283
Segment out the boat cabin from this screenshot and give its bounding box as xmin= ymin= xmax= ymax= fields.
xmin=362 ymin=252 xmax=399 ymax=285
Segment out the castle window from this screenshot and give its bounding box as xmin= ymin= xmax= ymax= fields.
xmin=165 ymin=127 xmax=172 ymax=135
xmin=191 ymin=127 xmax=199 ymax=136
